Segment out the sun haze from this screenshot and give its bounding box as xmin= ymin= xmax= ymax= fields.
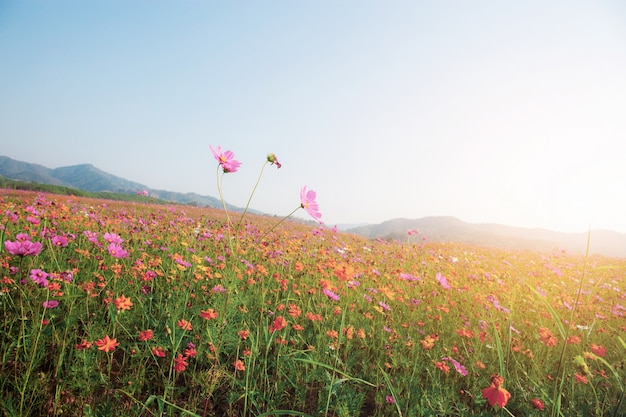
xmin=1 ymin=1 xmax=625 ymax=232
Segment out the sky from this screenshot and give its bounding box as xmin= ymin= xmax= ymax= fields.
xmin=1 ymin=1 xmax=626 ymax=233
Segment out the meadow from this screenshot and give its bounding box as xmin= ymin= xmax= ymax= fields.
xmin=0 ymin=189 xmax=624 ymax=417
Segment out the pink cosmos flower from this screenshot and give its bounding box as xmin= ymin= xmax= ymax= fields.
xmin=210 ymin=145 xmax=241 ymax=173
xmin=43 ymin=300 xmax=59 ymax=309
xmin=5 ymin=239 xmax=43 ymax=256
xmin=30 ymin=269 xmax=49 ymax=287
xmin=323 ymin=288 xmax=340 ymax=301
xmin=436 ymin=272 xmax=451 ymax=290
xmin=108 ymin=242 xmax=129 ymax=258
xmin=300 ymin=186 xmax=322 ymax=222
xmin=51 ymin=235 xmax=69 ymax=247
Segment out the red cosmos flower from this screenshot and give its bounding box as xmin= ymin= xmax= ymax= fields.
xmin=210 ymin=145 xmax=241 ymax=173
xmin=590 ymin=343 xmax=607 ymax=357
xmin=532 ymin=397 xmax=545 ymax=410
xmin=481 ymin=374 xmax=511 ymax=408
xmin=95 ymin=335 xmax=119 ymax=353
xmin=173 ymin=354 xmax=188 ymax=373
xmin=268 ymin=315 xmax=287 ymax=333
xmin=138 ymin=329 xmax=154 ymax=342
xmin=574 ymin=373 xmax=589 ymax=384
xmin=151 ymin=346 xmax=167 ymax=357
xmin=200 ymin=308 xmax=219 ymax=320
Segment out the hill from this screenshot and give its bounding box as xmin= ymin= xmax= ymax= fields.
xmin=0 ymin=155 xmax=237 ymax=209
xmin=348 ymin=216 xmax=626 ymax=258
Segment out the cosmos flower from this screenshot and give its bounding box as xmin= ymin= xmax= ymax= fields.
xmin=173 ymin=354 xmax=189 ymax=373
xmin=107 ymin=242 xmax=128 ymax=258
xmin=323 ymin=288 xmax=340 ymax=301
xmin=436 ymin=272 xmax=451 ymax=290
xmin=4 ymin=239 xmax=43 ymax=256
xmin=43 ymin=300 xmax=59 ymax=309
xmin=300 ymin=186 xmax=322 ymax=222
xmin=267 ymin=153 xmax=282 ymax=168
xmin=210 ymin=145 xmax=241 ymax=173
xmin=532 ymin=397 xmax=545 ymax=410
xmin=95 ymin=335 xmax=119 ymax=353
xmin=138 ymin=329 xmax=154 ymax=342
xmin=481 ymin=374 xmax=511 ymax=408
xmin=30 ymin=269 xmax=49 ymax=288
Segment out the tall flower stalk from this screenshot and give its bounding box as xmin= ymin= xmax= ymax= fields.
xmin=209 ymin=145 xmax=321 ymax=251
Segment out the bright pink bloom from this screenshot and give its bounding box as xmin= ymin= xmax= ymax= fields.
xmin=43 ymin=300 xmax=59 ymax=309
xmin=4 ymin=239 xmax=43 ymax=256
xmin=300 ymin=186 xmax=322 ymax=222
xmin=30 ymin=269 xmax=49 ymax=287
xmin=107 ymin=242 xmax=128 ymax=258
xmin=51 ymin=235 xmax=69 ymax=247
xmin=210 ymin=145 xmax=241 ymax=173
xmin=436 ymin=272 xmax=451 ymax=290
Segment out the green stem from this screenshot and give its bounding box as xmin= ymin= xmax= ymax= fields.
xmin=237 ymin=161 xmax=269 ymax=231
xmin=258 ymin=206 xmax=301 ymax=242
xmin=215 ymin=165 xmax=235 ymax=256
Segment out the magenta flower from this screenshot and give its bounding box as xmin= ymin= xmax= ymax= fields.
xmin=441 ymin=357 xmax=468 ymax=376
xmin=51 ymin=235 xmax=69 ymax=247
xmin=300 ymin=186 xmax=322 ymax=222
xmin=323 ymin=288 xmax=340 ymax=301
xmin=4 ymin=239 xmax=44 ymax=256
xmin=107 ymin=242 xmax=129 ymax=258
xmin=436 ymin=272 xmax=451 ymax=290
xmin=43 ymin=300 xmax=59 ymax=309
xmin=103 ymin=232 xmax=123 ymax=244
xmin=210 ymin=145 xmax=241 ymax=173
xmin=30 ymin=269 xmax=49 ymax=287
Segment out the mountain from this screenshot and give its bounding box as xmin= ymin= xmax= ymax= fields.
xmin=348 ymin=217 xmax=626 ymax=258
xmin=0 ymin=155 xmax=231 ymax=209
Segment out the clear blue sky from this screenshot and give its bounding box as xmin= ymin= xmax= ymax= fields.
xmin=2 ymin=1 xmax=626 ymax=233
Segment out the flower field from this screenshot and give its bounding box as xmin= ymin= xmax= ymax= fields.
xmin=1 ymin=189 xmax=624 ymax=417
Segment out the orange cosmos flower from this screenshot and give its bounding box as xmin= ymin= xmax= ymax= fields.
xmin=95 ymin=335 xmax=119 ymax=353
xmin=481 ymin=374 xmax=511 ymax=408
xmin=435 ymin=361 xmax=450 ymax=373
xmin=234 ymin=359 xmax=245 ymax=371
xmin=114 ymin=294 xmax=133 ymax=311
xmin=288 ymin=303 xmax=301 ymax=318
xmin=420 ymin=334 xmax=439 ymax=350
xmin=238 ymin=329 xmax=250 ymax=340
xmin=532 ymin=397 xmax=545 ymax=410
xmin=177 ymin=319 xmax=193 ymax=331
xmin=326 ymin=330 xmax=339 ymax=339
xmin=200 ymin=308 xmax=219 ymax=320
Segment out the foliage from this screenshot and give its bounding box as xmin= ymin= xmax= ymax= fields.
xmin=0 ymin=190 xmax=624 ymax=416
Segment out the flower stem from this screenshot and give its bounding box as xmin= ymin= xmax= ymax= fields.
xmin=237 ymin=161 xmax=268 ymax=231
xmin=258 ymin=206 xmax=301 ymax=241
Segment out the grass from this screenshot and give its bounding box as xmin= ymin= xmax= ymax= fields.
xmin=0 ymin=189 xmax=624 ymax=416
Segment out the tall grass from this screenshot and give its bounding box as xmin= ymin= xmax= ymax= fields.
xmin=0 ymin=190 xmax=624 ymax=416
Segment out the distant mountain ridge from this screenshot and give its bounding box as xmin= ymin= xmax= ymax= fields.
xmin=2 ymin=155 xmax=625 ymax=258
xmin=348 ymin=217 xmax=626 ymax=258
xmin=0 ymin=155 xmax=231 ymax=209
